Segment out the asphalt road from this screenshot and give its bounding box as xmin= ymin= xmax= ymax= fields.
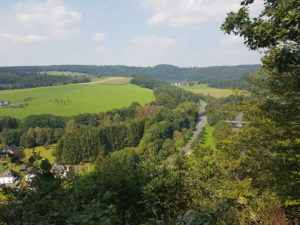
xmin=183 ymin=100 xmax=207 ymax=155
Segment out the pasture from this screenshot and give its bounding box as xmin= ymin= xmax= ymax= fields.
xmin=0 ymin=79 xmax=155 ymax=118
xmin=183 ymin=84 xmax=233 ymax=98
xmin=90 ymin=77 xmax=132 ymax=85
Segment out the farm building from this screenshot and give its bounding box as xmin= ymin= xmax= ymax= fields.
xmin=0 ymin=146 xmax=25 ymax=159
xmin=51 ymin=163 xmax=89 ymax=178
xmin=0 ymin=100 xmax=10 ymax=106
xmin=0 ymin=169 xmax=19 ymax=185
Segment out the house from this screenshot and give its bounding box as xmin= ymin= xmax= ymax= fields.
xmin=25 ymin=167 xmax=39 ymax=183
xmin=0 ymin=169 xmax=19 ymax=185
xmin=226 ymin=120 xmax=250 ymax=130
xmin=226 ymin=113 xmax=250 ymax=130
xmin=0 ymin=100 xmax=10 ymax=106
xmin=0 ymin=146 xmax=25 ymax=159
xmin=51 ymin=162 xmax=69 ymax=178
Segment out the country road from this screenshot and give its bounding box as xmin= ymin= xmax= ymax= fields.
xmin=183 ymin=100 xmax=207 ymax=155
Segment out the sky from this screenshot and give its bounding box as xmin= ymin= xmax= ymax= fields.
xmin=0 ymin=0 xmax=264 ymax=67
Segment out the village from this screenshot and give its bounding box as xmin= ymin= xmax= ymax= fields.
xmin=0 ymin=145 xmax=90 ymax=188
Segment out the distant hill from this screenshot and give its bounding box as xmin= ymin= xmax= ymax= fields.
xmin=0 ymin=64 xmax=260 ymax=81
xmin=0 ymin=64 xmax=261 ymax=89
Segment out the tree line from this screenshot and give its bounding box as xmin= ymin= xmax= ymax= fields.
xmin=0 ymin=71 xmax=90 ymax=90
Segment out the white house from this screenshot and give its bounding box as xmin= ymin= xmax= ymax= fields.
xmin=0 ymin=169 xmax=19 ymax=185
xmin=0 ymin=146 xmax=25 ymax=159
xmin=25 ymin=167 xmax=39 ymax=183
xmin=0 ymin=100 xmax=9 ymax=106
xmin=51 ymin=162 xmax=69 ymax=178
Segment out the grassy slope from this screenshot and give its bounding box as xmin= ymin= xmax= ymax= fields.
xmin=183 ymin=84 xmax=233 ymax=98
xmin=90 ymin=77 xmax=132 ymax=85
xmin=0 ymin=82 xmax=155 ymax=118
xmin=201 ymin=126 xmax=216 ymax=150
xmin=23 ymin=145 xmax=56 ymax=165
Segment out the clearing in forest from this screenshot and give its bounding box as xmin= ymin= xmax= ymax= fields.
xmin=183 ymin=84 xmax=233 ymax=98
xmin=90 ymin=77 xmax=132 ymax=85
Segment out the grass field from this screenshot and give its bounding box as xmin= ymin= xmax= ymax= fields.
xmin=200 ymin=126 xmax=217 ymax=150
xmin=183 ymin=84 xmax=233 ymax=98
xmin=90 ymin=77 xmax=132 ymax=85
xmin=0 ymin=80 xmax=155 ymax=118
xmin=23 ymin=145 xmax=56 ymax=165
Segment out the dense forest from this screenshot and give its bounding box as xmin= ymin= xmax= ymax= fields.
xmin=0 ymin=64 xmax=260 ymax=89
xmin=0 ymin=71 xmax=90 ymax=90
xmin=0 ymin=0 xmax=299 ymax=224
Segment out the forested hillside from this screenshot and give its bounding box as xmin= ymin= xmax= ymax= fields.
xmin=0 ymin=71 xmax=90 ymax=90
xmin=0 ymin=64 xmax=260 ymax=89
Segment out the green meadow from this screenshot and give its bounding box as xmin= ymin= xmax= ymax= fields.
xmin=200 ymin=126 xmax=217 ymax=150
xmin=0 ymin=81 xmax=155 ymax=118
xmin=23 ymin=145 xmax=57 ymax=165
xmin=183 ymin=84 xmax=233 ymax=98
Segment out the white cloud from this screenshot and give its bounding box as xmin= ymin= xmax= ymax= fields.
xmin=148 ymin=12 xmax=170 ymax=26
xmin=0 ymin=33 xmax=48 ymax=43
xmin=16 ymin=0 xmax=82 ymax=39
xmin=141 ymin=0 xmax=264 ymax=28
xmin=92 ymin=33 xmax=105 ymax=41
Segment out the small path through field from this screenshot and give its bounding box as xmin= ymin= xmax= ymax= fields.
xmin=183 ymin=100 xmax=207 ymax=155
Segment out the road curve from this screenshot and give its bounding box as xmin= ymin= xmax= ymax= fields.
xmin=183 ymin=100 xmax=207 ymax=155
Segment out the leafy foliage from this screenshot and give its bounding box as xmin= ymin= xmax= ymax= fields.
xmin=221 ymin=0 xmax=300 ymax=220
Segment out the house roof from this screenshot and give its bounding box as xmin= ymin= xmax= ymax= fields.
xmin=1 ymin=146 xmax=25 ymax=159
xmin=26 ymin=167 xmax=39 ymax=175
xmin=51 ymin=162 xmax=67 ymax=171
xmin=0 ymin=169 xmax=17 ymax=177
xmin=3 ymin=146 xmax=20 ymax=153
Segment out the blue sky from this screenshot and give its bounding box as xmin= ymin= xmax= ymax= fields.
xmin=0 ymin=0 xmax=263 ymax=67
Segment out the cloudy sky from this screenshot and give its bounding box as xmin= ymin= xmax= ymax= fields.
xmin=0 ymin=0 xmax=263 ymax=67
